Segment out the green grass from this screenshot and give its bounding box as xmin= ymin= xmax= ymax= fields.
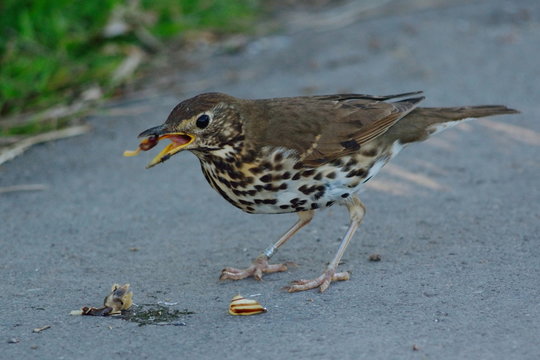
xmin=0 ymin=0 xmax=259 ymax=130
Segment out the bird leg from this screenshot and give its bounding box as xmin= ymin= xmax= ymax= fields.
xmin=220 ymin=210 xmax=314 ymax=281
xmin=286 ymin=196 xmax=366 ymax=292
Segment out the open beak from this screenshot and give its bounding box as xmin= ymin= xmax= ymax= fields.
xmin=123 ymin=125 xmax=195 ymax=168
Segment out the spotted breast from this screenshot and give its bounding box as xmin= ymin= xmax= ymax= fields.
xmin=130 ymin=91 xmax=518 ymax=293
xmin=196 ymin=138 xmax=402 ymax=214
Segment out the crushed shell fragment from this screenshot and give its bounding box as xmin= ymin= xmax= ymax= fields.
xmin=70 ymin=283 xmax=133 ymax=316
xmin=228 ymin=295 xmax=267 ymax=316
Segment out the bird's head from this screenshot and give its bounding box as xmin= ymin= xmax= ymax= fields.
xmin=126 ymin=93 xmax=243 ymax=168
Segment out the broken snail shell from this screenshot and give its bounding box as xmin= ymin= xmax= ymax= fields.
xmin=70 ymin=283 xmax=133 ymax=316
xmin=228 ymin=295 xmax=267 ymax=316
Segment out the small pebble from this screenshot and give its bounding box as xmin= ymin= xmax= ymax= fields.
xmin=369 ymin=254 xmax=381 ymax=262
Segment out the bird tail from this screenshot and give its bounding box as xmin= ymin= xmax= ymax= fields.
xmin=415 ymin=105 xmax=519 ymax=122
xmin=385 ymin=105 xmax=519 ymax=144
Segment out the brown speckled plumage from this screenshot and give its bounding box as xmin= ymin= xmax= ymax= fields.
xmin=134 ymin=91 xmax=518 ymax=292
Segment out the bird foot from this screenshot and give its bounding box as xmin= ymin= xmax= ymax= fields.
xmin=285 ymin=268 xmax=350 ymax=293
xmin=220 ymin=255 xmax=292 ymax=281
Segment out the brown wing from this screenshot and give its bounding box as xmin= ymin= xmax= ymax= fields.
xmin=247 ymin=92 xmax=424 ymax=166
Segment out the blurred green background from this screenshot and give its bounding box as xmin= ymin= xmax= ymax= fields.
xmin=0 ymin=0 xmax=259 ymax=134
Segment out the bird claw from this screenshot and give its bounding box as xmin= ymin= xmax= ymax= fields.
xmin=220 ymin=255 xmax=293 ymax=281
xmin=285 ymin=269 xmax=350 ymax=292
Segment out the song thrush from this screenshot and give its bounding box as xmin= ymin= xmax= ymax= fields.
xmin=126 ymin=91 xmax=518 ymax=292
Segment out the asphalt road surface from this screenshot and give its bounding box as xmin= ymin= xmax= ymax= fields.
xmin=1 ymin=1 xmax=539 ymax=359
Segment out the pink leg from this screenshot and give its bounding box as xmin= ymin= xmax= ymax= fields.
xmin=286 ymin=196 xmax=366 ymax=292
xmin=220 ymin=211 xmax=314 ymax=281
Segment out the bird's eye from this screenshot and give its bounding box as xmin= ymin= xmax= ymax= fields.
xmin=196 ymin=114 xmax=210 ymax=129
